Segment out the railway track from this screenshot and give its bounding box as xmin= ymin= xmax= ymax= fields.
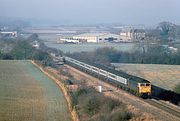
xmin=107 ymin=84 xmax=180 ymax=118
xmin=101 ymin=85 xmax=180 ymax=119
xmin=109 ymin=86 xmax=180 ymax=119
xmin=145 ymin=99 xmax=180 ymax=118
xmin=110 ymin=86 xmax=180 ymax=119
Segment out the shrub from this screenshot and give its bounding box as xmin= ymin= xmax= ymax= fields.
xmin=72 ymin=86 xmax=133 ymax=120
xmin=100 ymin=98 xmax=122 ymax=114
xmin=106 ymin=98 xmax=121 ymax=111
xmin=59 ymin=68 xmax=74 ymax=78
xmin=88 ymin=114 xmax=109 ymax=121
xmin=69 ymin=92 xmax=78 ymax=108
xmin=75 ymin=87 xmax=96 ymax=97
xmin=110 ymin=110 xmax=133 ymax=121
xmin=63 ymin=79 xmax=73 ymax=85
xmin=82 ymin=95 xmax=101 ymax=116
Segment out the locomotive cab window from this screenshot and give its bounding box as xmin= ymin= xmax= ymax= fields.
xmin=146 ymin=83 xmax=150 ymax=86
xmin=140 ymin=83 xmax=146 ymax=86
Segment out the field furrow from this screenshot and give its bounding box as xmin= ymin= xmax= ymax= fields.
xmin=0 ymin=60 xmax=71 ymax=121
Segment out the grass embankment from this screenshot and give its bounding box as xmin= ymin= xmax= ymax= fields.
xmin=0 ymin=60 xmax=71 ymax=121
xmin=45 ymin=66 xmax=148 ymax=121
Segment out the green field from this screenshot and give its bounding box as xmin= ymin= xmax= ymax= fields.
xmin=44 ymin=42 xmax=135 ymax=53
xmin=0 ymin=60 xmax=71 ymax=121
xmin=113 ymin=63 xmax=180 ymax=91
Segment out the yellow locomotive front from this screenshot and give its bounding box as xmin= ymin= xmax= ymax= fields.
xmin=138 ymin=83 xmax=151 ymax=96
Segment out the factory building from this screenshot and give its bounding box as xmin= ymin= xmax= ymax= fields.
xmin=59 ymin=38 xmax=79 ymax=43
xmin=73 ymin=33 xmax=121 ymax=43
xmin=120 ymin=28 xmax=145 ymax=42
xmin=0 ymin=31 xmax=17 ymax=37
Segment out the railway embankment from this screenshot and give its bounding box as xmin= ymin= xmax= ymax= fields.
xmin=62 ymin=64 xmax=180 ymax=121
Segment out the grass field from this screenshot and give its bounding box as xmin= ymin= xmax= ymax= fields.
xmin=0 ymin=60 xmax=71 ymax=121
xmin=113 ymin=63 xmax=180 ymax=91
xmin=44 ymin=42 xmax=134 ymax=53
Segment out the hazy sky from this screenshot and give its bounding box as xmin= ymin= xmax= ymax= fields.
xmin=0 ymin=0 xmax=179 ymax=25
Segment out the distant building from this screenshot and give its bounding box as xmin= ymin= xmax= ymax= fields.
xmin=168 ymin=46 xmax=178 ymax=53
xmin=120 ymin=28 xmax=132 ymax=41
xmin=133 ymin=29 xmax=146 ymax=40
xmin=32 ymin=41 xmax=40 ymax=49
xmin=0 ymin=31 xmax=17 ymax=38
xmin=120 ymin=28 xmax=145 ymax=42
xmin=73 ymin=33 xmax=121 ymax=43
xmin=60 ymin=38 xmax=80 ymax=43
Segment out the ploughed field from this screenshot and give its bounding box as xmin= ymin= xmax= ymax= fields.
xmin=0 ymin=60 xmax=71 ymax=121
xmin=113 ymin=63 xmax=180 ymax=91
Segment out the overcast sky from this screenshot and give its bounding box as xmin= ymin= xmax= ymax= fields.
xmin=0 ymin=0 xmax=179 ymax=25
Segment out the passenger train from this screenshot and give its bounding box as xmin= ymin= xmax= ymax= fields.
xmin=64 ymin=56 xmax=151 ymax=97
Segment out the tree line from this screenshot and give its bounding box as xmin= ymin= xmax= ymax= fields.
xmin=146 ymin=21 xmax=180 ymax=43
xmin=68 ymin=46 xmax=180 ymax=66
xmin=0 ymin=34 xmax=61 ymax=67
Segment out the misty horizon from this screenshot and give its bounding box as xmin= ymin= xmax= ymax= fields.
xmin=1 ymin=0 xmax=180 ymax=26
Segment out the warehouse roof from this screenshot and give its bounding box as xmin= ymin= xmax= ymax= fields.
xmin=74 ymin=33 xmax=111 ymax=37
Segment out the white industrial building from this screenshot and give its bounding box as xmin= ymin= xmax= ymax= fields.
xmin=0 ymin=31 xmax=17 ymax=37
xmin=73 ymin=33 xmax=121 ymax=43
xmin=60 ymin=38 xmax=79 ymax=43
xmin=59 ymin=32 xmax=143 ymax=43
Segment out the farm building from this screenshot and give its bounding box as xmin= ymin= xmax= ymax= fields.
xmin=120 ymin=28 xmax=145 ymax=42
xmin=73 ymin=33 xmax=121 ymax=43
